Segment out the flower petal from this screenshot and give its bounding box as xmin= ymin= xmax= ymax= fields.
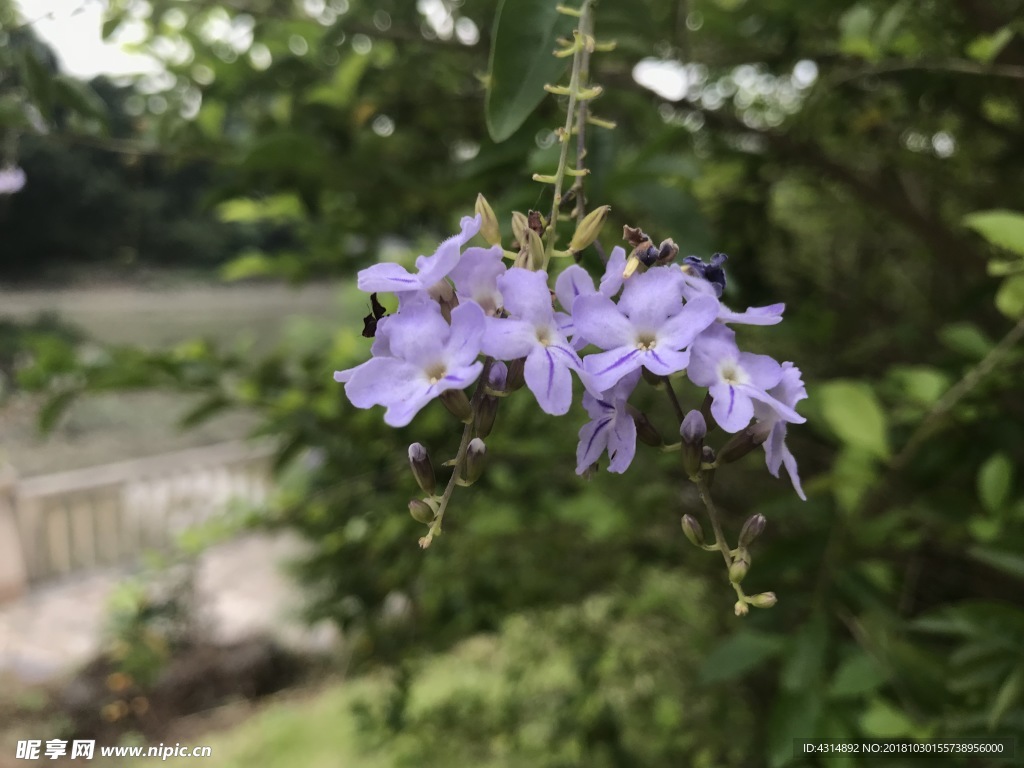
xmin=386 ymin=303 xmax=450 ymax=367
xmin=481 ymin=317 xmax=537 ymax=360
xmin=357 ymin=262 xmax=422 ymax=294
xmin=449 ymin=245 xmax=506 ymax=314
xmin=606 ymin=410 xmax=637 ymax=473
xmin=686 ymin=324 xmax=739 ymax=387
xmin=576 ymin=416 xmax=611 ymax=474
xmin=738 ymin=351 xmax=784 ymax=390
xmin=444 ymin=300 xmax=486 ymax=368
xmin=718 ymin=303 xmax=784 ymax=326
xmin=617 ymin=266 xmax=685 ymax=328
xmin=572 ymin=294 xmax=635 ymax=349
xmin=599 ymin=246 xmax=627 ymax=298
xmin=415 ymin=214 xmax=482 ymax=286
xmin=498 ymin=268 xmax=554 ymax=325
xmin=658 ymin=294 xmax=720 ymax=351
xmin=344 ymin=357 xmax=425 ymax=410
xmin=555 ymin=264 xmax=596 ymax=313
xmin=641 ymin=347 xmax=690 ymax=377
xmin=582 ymin=346 xmax=642 ymax=393
xmin=525 ymin=345 xmax=574 ymax=415
xmin=709 ymin=381 xmax=754 ymax=433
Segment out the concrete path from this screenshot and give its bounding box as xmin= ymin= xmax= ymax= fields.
xmin=0 ymin=532 xmax=335 ymax=684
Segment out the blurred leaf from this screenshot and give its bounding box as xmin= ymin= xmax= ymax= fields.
xmin=179 ymin=395 xmax=231 ymax=428
xmin=839 ymin=5 xmax=878 ymax=61
xmin=995 ymin=274 xmax=1024 ymax=318
xmin=305 ymin=54 xmax=371 ymax=108
xmin=977 ymin=453 xmax=1014 ymax=514
xmin=829 ymin=651 xmax=889 ymax=698
xmin=859 ymin=697 xmax=916 ymax=738
xmin=818 ymin=380 xmax=890 ymax=459
xmin=53 ymin=76 xmax=109 ymax=126
xmin=967 ymin=516 xmax=1001 ymax=543
xmin=967 ymin=27 xmax=1015 ymax=64
xmin=781 ymin=615 xmax=828 ymax=691
xmin=874 ymin=0 xmax=909 ymax=49
xmin=218 ymin=195 xmax=305 ymax=224
xmin=768 ymin=690 xmax=823 ymax=768
xmin=963 ymin=210 xmax=1024 ymax=257
xmin=700 ymin=630 xmax=787 ymax=683
xmin=19 ymin=48 xmax=54 ymax=121
xmin=485 ymin=0 xmax=574 ymax=142
xmin=38 ymin=389 xmax=78 ymax=433
xmin=938 ymin=322 xmax=993 ymax=359
xmin=968 ymin=546 xmax=1024 ymax=580
xmin=989 ymin=665 xmax=1024 ymax=730
xmin=888 ymin=365 xmax=949 ymax=407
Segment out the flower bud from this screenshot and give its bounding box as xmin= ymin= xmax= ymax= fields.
xmin=475 ymin=193 xmax=501 ymax=246
xmin=701 ymin=445 xmax=716 ymax=487
xmin=463 ymin=438 xmax=487 ymax=484
xmin=628 ymin=405 xmax=662 ymax=447
xmin=748 ymin=592 xmax=777 ymax=609
xmin=511 ymin=211 xmax=530 ymax=247
xmin=408 ymin=442 xmax=436 ymax=495
xmin=680 ymin=515 xmax=705 ymax=547
xmin=716 ymin=426 xmax=769 ymax=465
xmin=654 ymin=238 xmax=679 ymax=266
xmin=734 ymin=600 xmax=749 ymax=617
xmin=680 ymin=410 xmax=706 ymax=477
xmin=474 ymin=395 xmax=499 ymax=439
xmin=440 ymin=389 xmax=473 ymax=422
xmin=506 ymin=358 xmax=526 ymax=392
xmin=409 ymin=499 xmax=434 ymax=525
xmin=524 ymin=228 xmax=545 ymax=271
xmin=738 ymin=514 xmax=766 ymax=548
xmin=568 ymin=205 xmax=611 ymax=254
xmin=729 ymin=548 xmax=750 ymax=584
xmin=487 ymin=361 xmax=508 ymax=393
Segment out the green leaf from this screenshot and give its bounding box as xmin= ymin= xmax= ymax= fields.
xmin=967 ymin=27 xmax=1014 ymax=64
xmin=874 ymin=0 xmax=909 ymax=49
xmin=781 ymin=615 xmax=828 ymax=691
xmin=19 ymin=48 xmax=55 ymax=121
xmin=938 ymin=322 xmax=993 ymax=359
xmin=839 ymin=5 xmax=879 ymax=61
xmin=768 ymin=690 xmax=823 ymax=768
xmin=53 ymin=76 xmax=109 ymax=126
xmin=989 ymin=665 xmax=1024 ymax=729
xmin=305 ymin=53 xmax=371 ymax=109
xmin=995 ymin=274 xmax=1024 ymax=318
xmin=859 ymin=697 xmax=916 ymax=738
xmin=829 ymin=652 xmax=889 ymax=698
xmin=977 ymin=453 xmax=1014 ymax=514
xmin=968 ymin=546 xmax=1024 ymax=580
xmin=817 ymin=380 xmax=890 ymax=459
xmin=963 ymin=210 xmax=1024 ymax=257
xmin=485 ymin=0 xmax=575 ymax=142
xmin=699 ymin=630 xmax=787 ymax=683
xmin=38 ymin=389 xmax=78 ymax=433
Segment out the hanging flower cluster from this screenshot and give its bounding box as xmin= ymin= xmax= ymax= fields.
xmin=336 ymin=204 xmax=806 ymax=492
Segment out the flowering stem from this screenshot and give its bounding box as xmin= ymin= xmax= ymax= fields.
xmin=570 ymin=4 xmax=595 ymax=227
xmin=543 ymin=0 xmax=594 ymax=270
xmin=694 ymin=473 xmax=747 ymax=604
xmin=419 ymin=358 xmax=495 ymax=548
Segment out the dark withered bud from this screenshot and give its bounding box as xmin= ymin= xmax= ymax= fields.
xmin=527 ymin=209 xmax=546 ymax=236
xmin=408 ymin=443 xmax=435 ymax=495
xmin=409 ymin=499 xmax=434 ymax=525
xmin=463 ymin=438 xmax=487 ymax=484
xmin=729 ymin=548 xmax=750 ymax=584
xmin=628 ymin=405 xmax=662 ymax=447
xmin=474 ymin=395 xmax=499 ymax=438
xmin=700 ymin=392 xmax=718 ymax=433
xmin=440 ymin=389 xmax=473 ymax=422
xmin=681 ymin=515 xmax=705 ymax=547
xmin=506 ymin=358 xmax=526 ymax=391
xmin=748 ymin=592 xmax=777 ymax=609
xmin=654 ymin=238 xmax=679 ymax=265
xmin=680 ymin=410 xmax=706 ymax=477
xmin=738 ymin=514 xmax=766 ymax=548
xmin=716 ymin=425 xmax=769 ymax=465
xmin=622 ymin=225 xmax=649 ymax=248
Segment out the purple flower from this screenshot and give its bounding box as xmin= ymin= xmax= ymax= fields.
xmin=356 ymin=215 xmax=480 ymax=297
xmin=680 ymin=268 xmax=784 ymax=326
xmin=448 ymin=245 xmax=506 ymax=315
xmin=572 ymin=266 xmax=719 ymax=393
xmin=576 ymin=369 xmax=641 ymax=475
xmin=334 ymin=300 xmax=485 ymax=427
xmin=554 ymin=246 xmax=628 ymax=348
xmin=753 ymin=362 xmax=808 ymax=500
xmin=687 ymin=324 xmax=804 ymax=433
xmin=0 ymin=166 xmax=26 ymax=195
xmin=481 ymin=268 xmax=582 ymax=415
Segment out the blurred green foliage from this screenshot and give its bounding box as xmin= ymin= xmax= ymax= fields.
xmin=4 ymin=0 xmax=1024 ymax=765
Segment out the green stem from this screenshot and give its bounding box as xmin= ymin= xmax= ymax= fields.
xmin=694 ymin=474 xmax=746 ymax=603
xmin=570 ymin=4 xmax=595 ymax=227
xmin=544 ymin=0 xmax=593 ymax=270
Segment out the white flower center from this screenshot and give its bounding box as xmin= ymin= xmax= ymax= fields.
xmin=719 ymin=362 xmax=748 ymax=386
xmin=425 ymin=362 xmax=447 ymax=384
xmin=635 ymin=332 xmax=657 ymax=351
xmin=535 ymin=326 xmax=552 ymax=346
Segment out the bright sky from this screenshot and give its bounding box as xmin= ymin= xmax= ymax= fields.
xmin=13 ymin=0 xmax=158 ymax=78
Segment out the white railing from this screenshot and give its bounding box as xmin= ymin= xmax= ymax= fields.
xmin=0 ymin=441 xmax=275 ymax=599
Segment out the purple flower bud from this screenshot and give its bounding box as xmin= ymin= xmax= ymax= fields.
xmin=681 ymin=515 xmax=705 ymax=547
xmin=487 ymin=361 xmax=508 ymax=392
xmin=463 ymin=438 xmax=487 ymax=484
xmin=408 ymin=443 xmax=435 ymax=495
xmin=680 ymin=410 xmax=706 ymax=444
xmin=0 ymin=165 xmax=26 ymax=195
xmin=738 ymin=514 xmax=767 ymax=547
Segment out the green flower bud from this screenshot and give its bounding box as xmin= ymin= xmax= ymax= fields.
xmin=628 ymin=405 xmax=662 ymax=447
xmin=734 ymin=600 xmax=749 ymax=617
xmin=701 ymin=445 xmax=716 ymax=487
xmin=506 ymin=358 xmax=526 ymax=392
xmin=729 ymin=548 xmax=750 ymax=584
xmin=474 ymin=395 xmax=499 ymax=439
xmin=475 ymin=193 xmax=501 ymax=246
xmin=462 ymin=438 xmax=487 ymax=484
xmin=524 ymin=227 xmax=545 ymax=271
xmin=408 ymin=442 xmax=436 ymax=495
xmin=717 ymin=426 xmax=769 ymax=465
xmin=440 ymin=389 xmax=473 ymax=422
xmin=568 ymin=205 xmax=611 ymax=254
xmin=748 ymin=592 xmax=777 ymax=609
xmin=511 ymin=211 xmax=530 ymax=248
xmin=738 ymin=514 xmax=767 ymax=548
xmin=680 ymin=515 xmax=705 ymax=547
xmin=409 ymin=499 xmax=434 ymax=525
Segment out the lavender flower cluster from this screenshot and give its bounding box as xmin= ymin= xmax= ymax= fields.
xmin=335 ymin=213 xmax=807 ymax=499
